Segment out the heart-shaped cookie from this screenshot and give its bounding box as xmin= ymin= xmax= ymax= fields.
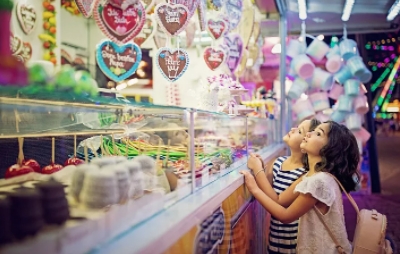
xmin=207 ymin=18 xmax=228 ymax=40
xmin=93 ymin=0 xmax=146 ymax=44
xmin=168 ymin=0 xmax=198 ymax=18
xmin=225 ymin=0 xmax=243 ymax=31
xmin=134 ymin=15 xmax=156 ymax=46
xmin=10 ymin=33 xmax=23 ymax=55
xmin=16 ymin=2 xmax=37 ymax=35
xmin=203 ymin=47 xmax=227 ymax=71
xmin=156 ymin=47 xmax=189 ymax=82
xmin=155 ymin=3 xmax=189 ymax=37
xmin=75 ymin=0 xmax=94 ymax=18
xmin=224 ymin=34 xmax=243 ymax=73
xmin=96 ymin=40 xmax=142 ymax=82
xmin=20 ymin=42 xmax=33 ymax=62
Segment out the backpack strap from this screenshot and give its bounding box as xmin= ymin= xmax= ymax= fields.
xmin=327 ymin=173 xmax=360 ymax=217
xmin=313 ymin=207 xmax=347 ymax=254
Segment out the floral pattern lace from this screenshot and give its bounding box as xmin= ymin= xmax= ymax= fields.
xmin=294 ymin=172 xmax=352 ymax=254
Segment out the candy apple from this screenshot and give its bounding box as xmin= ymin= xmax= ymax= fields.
xmin=5 ymin=164 xmax=34 ymax=179
xmin=23 ymin=159 xmax=41 ymax=173
xmin=42 ymin=163 xmax=63 ymax=174
xmin=64 ymin=157 xmax=84 ymax=166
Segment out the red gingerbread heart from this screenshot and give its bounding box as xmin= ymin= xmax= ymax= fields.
xmin=93 ymin=0 xmax=146 ymax=44
xmin=155 ymin=3 xmax=189 ymax=37
xmin=203 ymin=47 xmax=226 ymax=71
xmin=75 ymin=0 xmax=94 ymax=18
xmin=207 ymin=18 xmax=228 ymax=40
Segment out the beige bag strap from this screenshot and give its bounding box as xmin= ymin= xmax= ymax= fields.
xmin=327 ymin=173 xmax=360 ymax=217
xmin=314 ymin=207 xmax=346 ymax=254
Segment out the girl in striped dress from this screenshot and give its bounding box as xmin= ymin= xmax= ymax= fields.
xmin=252 ymin=118 xmax=320 ymax=253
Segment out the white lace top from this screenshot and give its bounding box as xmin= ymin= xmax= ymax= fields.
xmin=294 ymin=172 xmax=352 ymax=254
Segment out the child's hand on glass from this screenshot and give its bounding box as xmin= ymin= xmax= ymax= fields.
xmin=247 ymin=153 xmax=263 ymax=172
xmin=240 ymin=170 xmax=259 ymax=193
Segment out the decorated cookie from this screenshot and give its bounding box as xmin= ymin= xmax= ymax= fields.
xmin=134 ymin=14 xmax=156 ymax=46
xmin=168 ymin=0 xmax=198 ymax=18
xmin=93 ymin=0 xmax=146 ymax=44
xmin=10 ymin=33 xmax=23 ymax=55
xmin=209 ymin=0 xmax=225 ymax=10
xmin=203 ymin=46 xmax=227 ymax=71
xmin=155 ymin=3 xmax=189 ymax=37
xmin=156 ymin=47 xmax=189 ymax=82
xmin=16 ymin=2 xmax=37 ymax=35
xmin=96 ymin=40 xmax=142 ymax=82
xmin=197 ymin=0 xmax=206 ymax=31
xmin=75 ymin=0 xmax=94 ymax=18
xmin=225 ymin=0 xmax=243 ymax=31
xmin=207 ymin=18 xmax=228 ymax=40
xmin=224 ymin=34 xmax=243 ymax=73
xmin=20 ymin=42 xmax=33 ymax=62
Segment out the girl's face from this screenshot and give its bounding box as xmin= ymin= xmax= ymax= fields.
xmin=300 ymin=122 xmax=330 ymax=156
xmin=283 ymin=120 xmax=312 ymax=150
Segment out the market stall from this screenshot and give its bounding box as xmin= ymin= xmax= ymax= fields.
xmin=0 ymin=0 xmax=286 ymax=253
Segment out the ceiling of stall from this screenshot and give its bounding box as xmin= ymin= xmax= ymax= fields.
xmin=256 ymin=0 xmax=400 ymax=37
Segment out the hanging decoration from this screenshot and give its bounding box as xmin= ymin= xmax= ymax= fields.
xmin=16 ymin=2 xmax=37 ymax=35
xmin=10 ymin=33 xmax=32 ymax=63
xmin=225 ymin=0 xmax=242 ymax=31
xmin=203 ymin=46 xmax=227 ymax=71
xmin=206 ymin=18 xmax=228 ymax=40
xmin=134 ymin=14 xmax=156 ymax=46
xmin=154 ymin=3 xmax=190 ymax=36
xmin=39 ymin=0 xmax=57 ymax=65
xmin=223 ymin=34 xmax=243 ymax=74
xmin=197 ymin=0 xmax=207 ymax=31
xmin=74 ymin=0 xmax=94 ymax=18
xmin=156 ymin=48 xmax=189 ymax=82
xmin=166 ymin=83 xmax=181 ymax=106
xmin=236 ymin=0 xmax=254 ymax=47
xmin=96 ymin=40 xmax=142 ymax=82
xmin=93 ymin=0 xmax=146 ymax=44
xmin=168 ymin=0 xmax=198 ymax=19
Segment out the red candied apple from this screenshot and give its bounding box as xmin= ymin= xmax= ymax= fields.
xmin=64 ymin=157 xmax=84 ymax=166
xmin=23 ymin=159 xmax=41 ymax=173
xmin=5 ymin=164 xmax=34 ymax=179
xmin=41 ymin=163 xmax=63 ymax=174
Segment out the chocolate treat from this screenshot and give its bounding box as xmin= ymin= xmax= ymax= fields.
xmin=8 ymin=188 xmax=43 ymax=239
xmin=0 ymin=195 xmax=12 ymax=245
xmin=35 ymin=178 xmax=70 ymax=225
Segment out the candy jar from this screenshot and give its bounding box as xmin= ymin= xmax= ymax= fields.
xmin=0 ymin=0 xmax=28 ymax=86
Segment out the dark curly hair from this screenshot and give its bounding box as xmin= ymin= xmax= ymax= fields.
xmin=313 ymin=121 xmax=360 ymax=192
xmin=302 ymin=118 xmax=321 ymax=170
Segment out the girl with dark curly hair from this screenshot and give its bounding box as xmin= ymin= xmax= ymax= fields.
xmin=250 ymin=118 xmax=320 ymax=254
xmin=242 ymin=121 xmax=360 ymax=254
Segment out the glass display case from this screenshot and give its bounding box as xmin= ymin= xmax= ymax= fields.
xmin=0 ymin=94 xmax=278 ymax=253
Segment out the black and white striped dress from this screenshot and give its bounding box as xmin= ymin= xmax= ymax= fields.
xmin=268 ymin=156 xmax=306 ymax=254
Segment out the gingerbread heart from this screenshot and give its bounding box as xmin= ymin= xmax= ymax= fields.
xmin=168 ymin=0 xmax=198 ymax=18
xmin=75 ymin=0 xmax=94 ymax=18
xmin=16 ymin=2 xmax=37 ymax=35
xmin=207 ymin=18 xmax=228 ymax=40
xmin=225 ymin=0 xmax=243 ymax=31
xmin=20 ymin=42 xmax=33 ymax=62
xmin=134 ymin=15 xmax=156 ymax=46
xmin=155 ymin=3 xmax=189 ymax=37
xmin=224 ymin=34 xmax=243 ymax=73
xmin=96 ymin=40 xmax=142 ymax=82
xmin=156 ymin=47 xmax=189 ymax=82
xmin=93 ymin=0 xmax=146 ymax=44
xmin=203 ymin=47 xmax=226 ymax=71
xmin=10 ymin=33 xmax=23 ymax=55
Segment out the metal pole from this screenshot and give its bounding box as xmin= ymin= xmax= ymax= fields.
xmin=355 ymin=34 xmax=381 ymax=193
xmin=279 ymin=14 xmax=288 ymax=142
xmin=188 ymin=109 xmax=196 ymax=193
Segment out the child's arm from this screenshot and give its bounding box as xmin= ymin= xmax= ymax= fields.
xmin=242 ymin=170 xmax=317 ymax=224
xmin=248 ymin=155 xmax=301 ymax=207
